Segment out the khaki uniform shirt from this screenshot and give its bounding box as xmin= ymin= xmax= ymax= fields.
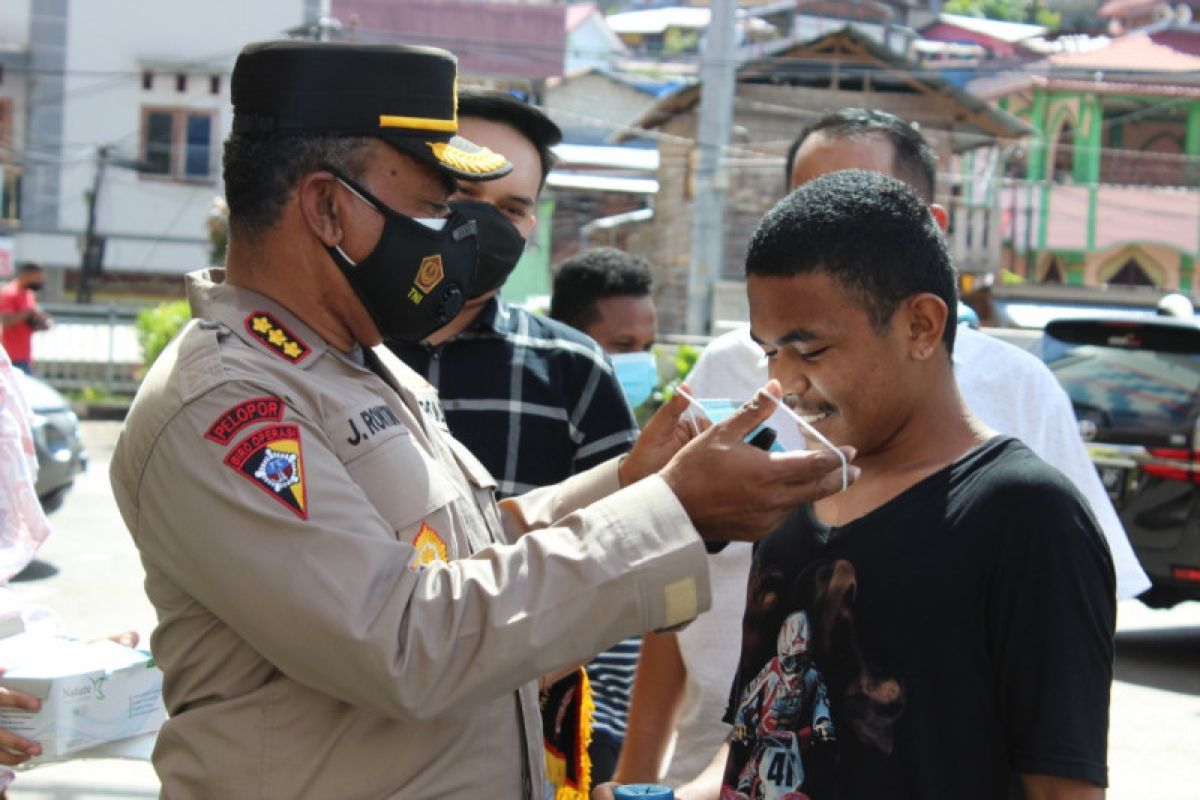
xmin=110 ymin=270 xmax=710 ymax=799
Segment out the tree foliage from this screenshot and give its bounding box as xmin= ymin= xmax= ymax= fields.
xmin=136 ymin=300 xmax=191 ymax=373
xmin=944 ymin=0 xmax=1062 ymax=29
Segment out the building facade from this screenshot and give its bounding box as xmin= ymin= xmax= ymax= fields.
xmin=975 ymin=24 xmax=1200 ymax=292
xmin=0 ymin=0 xmax=321 ymax=299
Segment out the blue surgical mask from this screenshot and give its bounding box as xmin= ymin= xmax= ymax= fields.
xmin=610 ymin=351 xmax=658 ymax=409
xmin=683 ymin=396 xmax=784 ymax=452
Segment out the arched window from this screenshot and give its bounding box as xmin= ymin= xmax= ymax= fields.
xmin=1107 ymin=259 xmax=1156 ymax=287
xmin=1042 ymin=257 xmax=1063 ymax=284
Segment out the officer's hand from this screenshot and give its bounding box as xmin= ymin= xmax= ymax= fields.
xmin=618 ymin=385 xmax=700 ymax=487
xmin=591 ymin=783 xmax=618 ymax=800
xmin=661 ymin=381 xmax=857 ymax=542
xmin=0 ymin=670 xmax=42 ymax=765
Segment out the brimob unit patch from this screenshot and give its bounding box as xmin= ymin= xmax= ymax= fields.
xmin=225 ymin=423 xmax=308 ymax=519
xmin=244 ymin=311 xmax=311 ymax=364
xmin=205 ymin=396 xmax=284 ymax=445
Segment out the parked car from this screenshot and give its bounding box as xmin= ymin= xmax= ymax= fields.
xmin=13 ymin=370 xmax=87 ymax=513
xmin=1043 ymin=317 xmax=1200 ymax=608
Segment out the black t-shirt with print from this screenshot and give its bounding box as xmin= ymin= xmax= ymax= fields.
xmin=722 ymin=436 xmax=1116 ymax=800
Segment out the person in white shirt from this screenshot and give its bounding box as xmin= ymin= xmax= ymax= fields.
xmin=609 ymin=108 xmax=1148 ymax=799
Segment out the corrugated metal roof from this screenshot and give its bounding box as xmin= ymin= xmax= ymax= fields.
xmin=929 ymin=13 xmax=1047 ymax=43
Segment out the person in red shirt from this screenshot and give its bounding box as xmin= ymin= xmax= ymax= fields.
xmin=0 ymin=263 xmax=52 ymax=374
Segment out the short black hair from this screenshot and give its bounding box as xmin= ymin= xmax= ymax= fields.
xmin=550 ymin=247 xmax=654 ymax=330
xmin=222 ymin=134 xmax=373 ymax=239
xmin=458 ymin=88 xmax=562 ymax=185
xmin=17 ymin=262 xmax=43 ymax=275
xmin=785 ymin=109 xmax=938 ymax=202
xmin=747 ymin=169 xmax=957 ymax=354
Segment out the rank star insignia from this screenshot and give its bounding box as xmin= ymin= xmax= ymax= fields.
xmin=411 ymin=522 xmax=448 ymax=568
xmin=225 ymin=424 xmax=308 ymax=519
xmin=244 ymin=311 xmax=311 ymax=364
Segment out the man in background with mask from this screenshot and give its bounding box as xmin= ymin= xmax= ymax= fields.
xmin=109 ymin=41 xmax=856 ymax=797
xmin=387 ymin=90 xmax=639 ymax=500
xmin=0 ymin=263 xmax=52 ymax=375
xmin=549 ymin=246 xmax=658 ymax=785
xmin=551 ymin=247 xmax=658 ymax=407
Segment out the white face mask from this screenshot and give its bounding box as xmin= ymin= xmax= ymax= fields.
xmin=675 ymin=387 xmax=849 ymax=494
xmin=413 ymin=217 xmax=448 ymax=231
xmin=767 ymin=393 xmax=849 ymax=493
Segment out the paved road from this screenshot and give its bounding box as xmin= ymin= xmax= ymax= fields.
xmin=6 ymin=421 xmax=1200 ymax=798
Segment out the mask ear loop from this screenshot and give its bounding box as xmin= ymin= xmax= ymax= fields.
xmin=767 ymin=394 xmax=849 ymax=493
xmin=673 ymin=386 xmax=706 ymax=433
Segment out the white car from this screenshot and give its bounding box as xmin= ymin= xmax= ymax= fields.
xmin=14 ymin=370 xmax=88 ymax=513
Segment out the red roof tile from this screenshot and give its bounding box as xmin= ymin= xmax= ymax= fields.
xmin=1048 ymin=29 xmax=1200 ymax=71
xmin=1098 ymin=0 xmax=1160 ymax=17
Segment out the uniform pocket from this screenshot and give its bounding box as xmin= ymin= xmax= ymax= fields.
xmin=342 ymin=427 xmax=458 ymax=540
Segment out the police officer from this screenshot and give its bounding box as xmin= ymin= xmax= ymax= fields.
xmin=109 ymin=41 xmax=855 ymax=798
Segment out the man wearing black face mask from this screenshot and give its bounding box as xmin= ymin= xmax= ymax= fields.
xmin=385 ymin=91 xmax=647 ymax=791
xmin=388 ymin=91 xmax=639 ymax=499
xmin=107 ymin=41 xmax=856 ymax=798
xmin=0 ymin=263 xmax=52 ymax=375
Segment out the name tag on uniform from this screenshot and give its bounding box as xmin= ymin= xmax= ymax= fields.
xmin=345 ymin=404 xmax=405 ymax=447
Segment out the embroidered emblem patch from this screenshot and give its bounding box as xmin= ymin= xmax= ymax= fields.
xmin=412 ymin=522 xmax=448 ymax=567
xmin=414 ymin=255 xmax=444 ymax=294
xmin=224 ymin=424 xmax=307 ymax=519
xmin=244 ymin=312 xmax=310 ymax=364
xmin=205 ymin=396 xmax=284 ymax=445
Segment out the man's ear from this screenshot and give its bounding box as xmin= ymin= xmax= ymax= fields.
xmin=928 ymin=203 xmax=949 ymax=233
xmin=298 ymin=172 xmax=344 ymax=246
xmin=904 ymin=293 xmax=949 ymax=361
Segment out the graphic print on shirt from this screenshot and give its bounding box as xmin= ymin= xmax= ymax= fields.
xmin=723 ymin=560 xmax=904 ymax=800
xmin=224 ymin=423 xmax=308 ymax=519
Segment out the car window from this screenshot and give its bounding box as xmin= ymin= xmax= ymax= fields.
xmin=1045 ymin=338 xmax=1200 ymax=436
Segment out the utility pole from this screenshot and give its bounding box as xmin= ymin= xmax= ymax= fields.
xmin=686 ymin=0 xmax=737 ymax=335
xmin=77 ymin=145 xmax=111 ymax=304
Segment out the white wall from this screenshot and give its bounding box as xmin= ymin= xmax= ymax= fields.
xmin=0 ymin=1 xmax=31 ymax=45
xmin=18 ymin=0 xmax=321 ymax=275
xmin=566 ymin=14 xmax=625 ymax=74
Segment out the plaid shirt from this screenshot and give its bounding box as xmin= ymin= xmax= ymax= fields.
xmin=387 ymin=298 xmax=638 ymax=498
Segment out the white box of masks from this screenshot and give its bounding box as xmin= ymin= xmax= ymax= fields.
xmin=0 ymin=633 xmax=166 ymax=758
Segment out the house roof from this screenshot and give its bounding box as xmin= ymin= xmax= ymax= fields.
xmin=546 ymin=67 xmax=660 ymax=96
xmin=565 ymin=3 xmax=597 ymax=33
xmin=1098 ymin=0 xmax=1161 ymax=17
xmin=972 ymin=71 xmax=1200 ymax=101
xmin=626 ymin=26 xmax=1031 ymax=149
xmin=1045 ymin=29 xmax=1200 ymax=72
xmin=606 ymin=6 xmax=712 ymax=36
xmin=927 ymin=13 xmax=1047 ymax=44
xmin=333 ymin=0 xmax=567 ymax=79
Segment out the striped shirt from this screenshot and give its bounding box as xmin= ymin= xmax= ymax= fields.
xmin=388 ymin=298 xmax=643 ymax=746
xmin=588 ymin=636 xmax=642 ymax=740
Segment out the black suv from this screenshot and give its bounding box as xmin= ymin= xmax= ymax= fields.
xmin=1043 ymin=317 xmax=1200 ymax=608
